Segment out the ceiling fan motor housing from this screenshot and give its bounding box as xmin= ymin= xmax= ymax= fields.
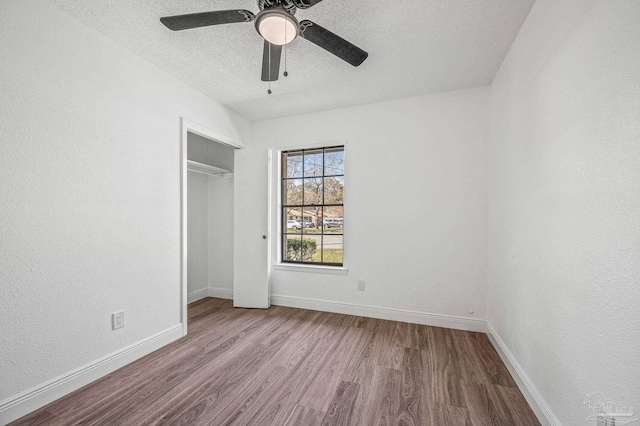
xmin=258 ymin=0 xmax=297 ymax=14
xmin=255 ymin=7 xmax=299 ymax=45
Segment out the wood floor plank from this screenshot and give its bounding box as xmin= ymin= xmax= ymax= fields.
xmin=344 ymin=364 xmax=376 ymax=424
xmin=9 ymin=410 xmax=62 ymax=426
xmin=353 ymin=315 xmax=378 ymax=330
xmin=187 ymin=297 xmax=229 ymax=320
xmin=468 ymin=331 xmax=518 ymax=388
xmin=271 ymin=311 xmax=329 ymax=369
xmin=321 ymin=381 xmax=359 ymax=426
xmin=299 ymin=326 xmax=367 ymax=412
xmin=232 ymin=317 xmax=351 ymax=425
xmin=342 ymin=320 xmax=382 ymax=383
xmin=451 ymin=329 xmax=492 ymax=385
xmin=9 ymin=298 xmax=539 ymax=426
xmin=424 ymin=326 xmax=466 ymax=408
xmin=285 ymin=405 xmax=326 ymax=426
xmin=175 ymin=365 xmax=289 ymax=426
xmin=427 ymin=403 xmax=473 ymax=426
xmin=461 ymin=381 xmax=519 ymax=426
xmin=397 ymin=348 xmax=427 ymax=425
xmin=495 ymin=385 xmax=540 ymax=425
xmin=370 ymin=320 xmax=405 ymax=370
xmin=363 ymin=366 xmax=403 ymax=426
xmin=407 ymin=322 xmax=431 ymax=350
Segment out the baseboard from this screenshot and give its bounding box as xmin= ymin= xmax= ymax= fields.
xmin=270 ymin=294 xmax=487 ymax=332
xmin=486 ymin=322 xmax=561 ymax=426
xmin=208 ymin=287 xmax=233 ymax=300
xmin=188 ymin=287 xmax=233 ymax=303
xmin=187 ymin=288 xmax=209 ymax=303
xmin=0 ymin=324 xmax=183 ymax=425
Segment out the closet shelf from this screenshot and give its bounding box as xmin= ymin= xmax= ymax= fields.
xmin=187 ymin=160 xmax=232 ymax=176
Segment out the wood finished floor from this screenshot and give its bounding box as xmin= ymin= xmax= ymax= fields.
xmin=12 ymin=298 xmax=539 ymax=425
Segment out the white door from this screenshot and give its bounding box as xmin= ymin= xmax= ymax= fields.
xmin=233 ymin=147 xmax=270 ymax=308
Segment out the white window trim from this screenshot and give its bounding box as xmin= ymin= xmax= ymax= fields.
xmin=270 ymin=142 xmax=348 ymax=274
xmin=272 ymin=263 xmax=349 ymax=275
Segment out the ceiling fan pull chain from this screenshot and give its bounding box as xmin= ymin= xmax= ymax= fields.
xmin=268 ymin=42 xmax=273 ymax=94
xmin=284 ymin=19 xmax=289 ymax=77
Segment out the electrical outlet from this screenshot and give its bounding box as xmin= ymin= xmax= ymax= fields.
xmin=358 ymin=279 xmax=365 ymax=291
xmin=112 ymin=311 xmax=125 ymax=330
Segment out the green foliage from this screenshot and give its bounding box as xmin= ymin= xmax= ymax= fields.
xmin=286 ymin=238 xmax=317 ymax=261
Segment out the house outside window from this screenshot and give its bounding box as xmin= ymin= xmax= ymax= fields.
xmin=281 ymin=146 xmax=344 ymax=266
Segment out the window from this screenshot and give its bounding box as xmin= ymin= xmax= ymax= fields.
xmin=281 ymin=146 xmax=344 ymax=266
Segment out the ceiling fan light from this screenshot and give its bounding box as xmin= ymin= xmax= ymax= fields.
xmin=255 ymin=9 xmax=298 ymax=45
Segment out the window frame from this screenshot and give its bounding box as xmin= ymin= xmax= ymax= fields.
xmin=278 ymin=144 xmax=346 ymax=268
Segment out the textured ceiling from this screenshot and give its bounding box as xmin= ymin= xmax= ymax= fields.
xmin=49 ymin=0 xmax=535 ymax=121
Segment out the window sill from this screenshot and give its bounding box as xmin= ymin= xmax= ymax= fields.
xmin=272 ymin=263 xmax=349 ymax=275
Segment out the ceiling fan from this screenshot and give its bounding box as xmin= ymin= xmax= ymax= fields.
xmin=160 ymin=0 xmax=368 ymax=89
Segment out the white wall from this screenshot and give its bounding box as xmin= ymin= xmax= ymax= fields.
xmin=246 ymin=87 xmax=489 ymax=320
xmin=488 ymin=0 xmax=640 ymax=424
xmin=187 ymin=132 xmax=235 ymax=172
xmin=187 ymin=172 xmax=209 ymax=296
xmin=0 ymin=0 xmax=250 ymax=414
xmin=208 ymin=178 xmax=235 ymax=292
xmin=187 ymin=173 xmax=234 ymax=300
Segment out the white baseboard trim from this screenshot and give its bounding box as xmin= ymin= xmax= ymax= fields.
xmin=0 ymin=324 xmax=183 ymax=425
xmin=486 ymin=322 xmax=560 ymax=426
xmin=187 ymin=287 xmax=233 ymax=304
xmin=270 ymin=294 xmax=487 ymax=332
xmin=208 ymin=287 xmax=233 ymax=300
xmin=187 ymin=288 xmax=209 ymax=303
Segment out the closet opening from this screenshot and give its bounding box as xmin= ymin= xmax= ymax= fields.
xmin=180 ymin=119 xmax=243 ymax=335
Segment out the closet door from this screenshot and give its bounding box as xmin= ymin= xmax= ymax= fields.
xmin=233 ymin=147 xmax=270 ymax=308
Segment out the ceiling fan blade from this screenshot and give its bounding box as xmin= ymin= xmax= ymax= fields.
xmin=261 ymin=41 xmax=282 ymax=82
xmin=299 ymin=20 xmax=368 ymax=67
xmin=160 ymin=10 xmax=255 ymax=31
xmin=292 ymin=0 xmax=325 ymax=9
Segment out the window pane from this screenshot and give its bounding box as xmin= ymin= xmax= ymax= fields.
xmin=302 ymin=234 xmax=321 ymax=262
xmin=283 ymin=208 xmax=302 ymax=233
xmin=281 ymin=146 xmax=344 ymax=266
xmin=318 ymin=234 xmax=343 ymax=264
xmin=324 ymin=147 xmax=344 ymax=176
xmin=322 ymin=206 xmax=344 ymax=233
xmin=284 ymin=151 xmax=303 ymax=178
xmin=303 ymin=178 xmax=323 ymax=205
xmin=283 ymin=179 xmax=303 ymax=205
xmin=283 ymin=235 xmax=303 ymax=261
xmin=324 ymin=176 xmax=344 ymax=204
xmin=303 ymin=149 xmax=323 ymax=177
xmin=283 ymin=235 xmax=317 ymax=262
xmin=302 ymin=207 xmax=322 ymax=234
